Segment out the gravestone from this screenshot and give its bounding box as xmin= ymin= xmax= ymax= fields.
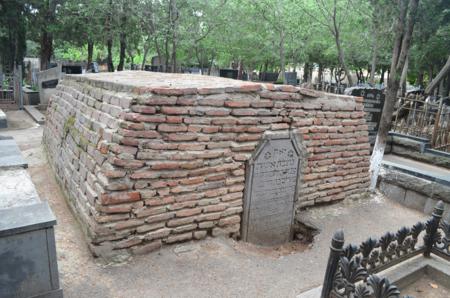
xmin=259 ymin=72 xmax=279 ymax=82
xmin=346 ymin=87 xmax=385 ymax=146
xmin=242 ymin=133 xmax=302 ymax=246
xmin=62 ymin=65 xmax=82 ymax=74
xmin=284 ymin=72 xmax=297 ymax=85
xmin=219 ymin=69 xmax=238 ymax=79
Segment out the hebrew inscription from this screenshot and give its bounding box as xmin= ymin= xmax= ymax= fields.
xmin=243 ymin=134 xmax=301 ymax=245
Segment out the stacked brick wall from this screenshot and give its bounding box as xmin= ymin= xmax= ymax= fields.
xmin=44 ymin=72 xmax=370 ymax=259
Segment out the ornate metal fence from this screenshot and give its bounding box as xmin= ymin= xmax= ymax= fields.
xmin=321 ymin=201 xmax=450 ymax=298
xmin=0 ymin=73 xmax=14 ymax=103
xmin=392 ymin=96 xmax=450 ymax=152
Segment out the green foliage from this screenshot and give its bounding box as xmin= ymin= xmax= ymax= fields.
xmin=3 ymin=0 xmax=448 ymax=88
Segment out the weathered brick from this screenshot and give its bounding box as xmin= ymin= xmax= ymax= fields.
xmin=176 ymin=208 xmax=202 ymax=217
xmin=145 ymin=228 xmax=171 ymax=241
xmin=165 ymin=232 xmax=192 ymax=243
xmin=100 ymin=191 xmax=141 ymax=205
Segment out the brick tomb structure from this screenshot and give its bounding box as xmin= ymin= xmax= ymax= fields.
xmin=44 ymin=71 xmax=370 ymax=259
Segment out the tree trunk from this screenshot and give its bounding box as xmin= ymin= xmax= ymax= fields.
xmin=107 ymin=38 xmax=114 ymax=72
xmin=399 ymin=54 xmax=409 ymax=96
xmin=425 ymin=55 xmax=450 ymax=95
xmin=308 ymin=64 xmax=313 ymax=83
xmin=237 ymin=60 xmax=244 ymax=80
xmin=87 ymin=40 xmax=94 ymax=67
xmin=170 ymin=0 xmax=178 ymax=73
xmin=303 ymin=63 xmax=309 ymax=83
xmin=117 ymin=33 xmax=126 ymax=71
xmin=369 ymin=8 xmax=379 ymax=85
xmin=207 ymin=52 xmax=215 ymax=75
xmin=379 ymin=67 xmax=385 ymax=85
xmin=279 ymin=29 xmax=287 ymax=84
xmin=328 ymin=0 xmax=354 ymax=86
xmin=106 ymin=0 xmax=114 ymax=72
xmin=141 ymin=44 xmax=149 ymax=70
xmin=39 ymin=0 xmax=56 ymax=70
xmin=370 ymin=0 xmax=420 ymax=190
xmin=428 ymin=65 xmax=433 ymax=84
xmin=334 ymin=33 xmax=353 ymax=86
xmin=318 ymin=64 xmax=323 ymax=84
xmin=416 ymin=70 xmax=424 ymax=87
xmin=447 ymin=71 xmax=450 ymax=97
xmin=154 ymin=37 xmax=163 ymax=71
xmin=40 ymin=31 xmax=53 ymax=70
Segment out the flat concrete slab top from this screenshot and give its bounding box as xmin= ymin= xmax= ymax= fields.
xmin=0 ymin=201 xmax=56 ymax=237
xmin=23 ymin=105 xmax=46 ymax=124
xmin=70 ymin=71 xmax=261 ymax=90
xmin=0 ymin=168 xmax=39 ymax=209
xmin=0 ymin=138 xmax=28 ymax=169
xmin=383 ymin=154 xmax=450 ymax=183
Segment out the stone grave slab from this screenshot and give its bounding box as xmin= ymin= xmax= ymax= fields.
xmin=0 ymin=168 xmax=40 ymax=210
xmin=0 ymin=109 xmax=6 ymax=128
xmin=0 ymin=201 xmax=62 ymax=298
xmin=0 ymin=137 xmax=28 ymax=169
xmin=242 ymin=132 xmax=302 ymax=245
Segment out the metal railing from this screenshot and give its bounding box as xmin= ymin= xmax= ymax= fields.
xmin=321 ymin=201 xmax=449 ymax=298
xmin=0 ymin=73 xmax=14 ymax=103
xmin=392 ymin=96 xmax=450 ymax=152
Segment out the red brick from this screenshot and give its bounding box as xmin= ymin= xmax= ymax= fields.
xmin=177 ymin=97 xmax=197 ymax=106
xmin=111 ymin=158 xmax=144 ymax=169
xmin=224 ymin=100 xmax=251 ymax=108
xmin=100 ymin=191 xmax=141 ymax=205
xmin=158 ymin=123 xmax=188 ymax=132
xmin=218 ymin=215 xmax=241 ymax=226
xmin=205 ymin=108 xmax=231 ymax=116
xmin=120 ymin=121 xmax=145 ymax=130
xmin=166 ymin=133 xmax=198 ymax=141
xmin=135 ymin=115 xmax=166 ymax=123
xmin=201 ymin=126 xmax=220 ymax=133
xmin=161 ymin=106 xmax=190 ymax=115
xmin=152 ymin=88 xmax=194 ymax=96
xmin=167 ymin=116 xmax=183 ymax=123
xmin=131 ymin=105 xmax=156 ymax=114
xmin=130 ymin=171 xmax=160 ymax=179
xmin=176 ymin=208 xmax=202 ymax=217
xmin=231 ymin=109 xmax=257 ymax=116
xmin=143 ymin=97 xmax=177 ymax=105
xmin=119 ymin=129 xmax=160 ymax=138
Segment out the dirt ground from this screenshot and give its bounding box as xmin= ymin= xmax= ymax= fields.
xmin=0 ymin=111 xmax=428 ymax=298
xmin=401 ymin=275 xmax=450 ymax=298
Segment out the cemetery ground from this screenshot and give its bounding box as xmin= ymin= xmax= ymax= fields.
xmin=0 ymin=110 xmax=437 ymax=298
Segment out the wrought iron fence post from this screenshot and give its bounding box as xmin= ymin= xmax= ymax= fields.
xmin=321 ymin=230 xmax=344 ymax=298
xmin=424 ymin=201 xmax=444 ymax=257
xmin=431 ymin=98 xmax=443 ymax=147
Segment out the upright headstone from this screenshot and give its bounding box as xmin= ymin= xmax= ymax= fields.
xmin=242 ymin=133 xmax=302 ymax=246
xmin=346 ymin=87 xmax=385 ymax=146
xmin=219 ymin=69 xmax=238 ymax=79
xmin=284 ymin=72 xmax=298 ymax=85
xmin=259 ymin=72 xmax=279 ymax=82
